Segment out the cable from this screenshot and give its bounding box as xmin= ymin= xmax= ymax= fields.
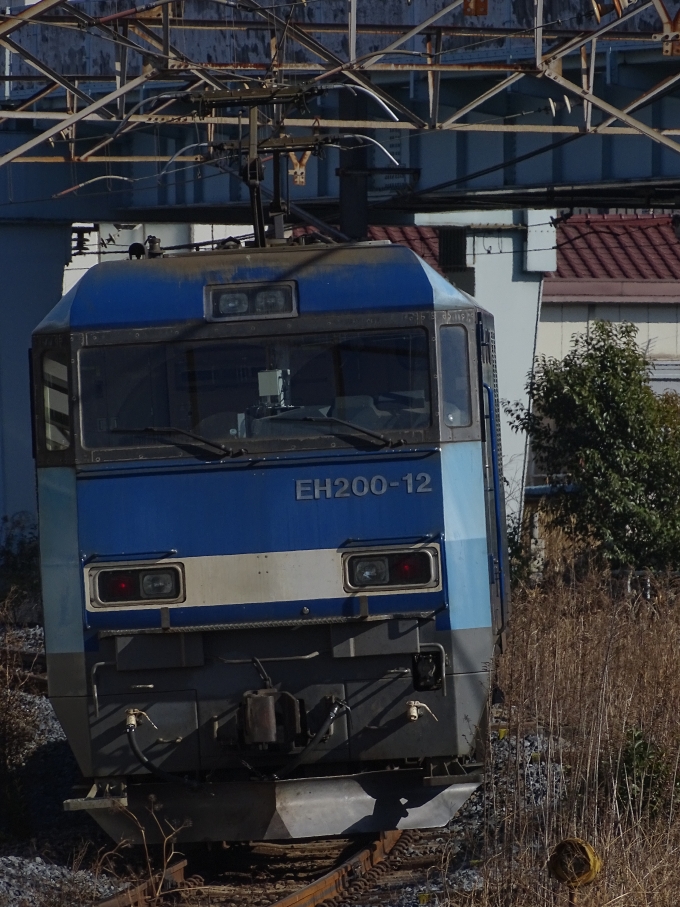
xmin=52 ymin=174 xmax=133 ymax=198
xmin=272 ymin=699 xmax=348 ymax=780
xmin=322 ymin=83 xmax=399 ymax=122
xmin=125 ymin=713 xmax=198 ymax=789
xmin=157 ymin=140 xmax=211 ymax=178
xmin=337 ymin=134 xmax=400 ymax=166
xmin=385 ymin=132 xmax=585 ymax=203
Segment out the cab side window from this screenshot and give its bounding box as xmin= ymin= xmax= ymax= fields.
xmin=440 ymin=325 xmax=471 ymax=428
xmin=43 ymin=351 xmax=71 ymax=450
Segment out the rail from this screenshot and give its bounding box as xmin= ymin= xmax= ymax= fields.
xmin=96 ymin=832 xmax=402 ymax=907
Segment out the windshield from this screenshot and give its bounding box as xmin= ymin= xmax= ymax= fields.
xmin=79 ymin=329 xmax=431 ymax=450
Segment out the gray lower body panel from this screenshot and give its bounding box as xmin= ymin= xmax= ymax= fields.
xmin=82 ymin=771 xmax=480 ymax=843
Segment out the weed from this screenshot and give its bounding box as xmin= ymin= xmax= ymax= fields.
xmin=439 ymin=559 xmax=680 ymax=907
xmin=0 ymin=598 xmax=38 ymax=840
xmin=0 ymin=513 xmax=41 ymax=622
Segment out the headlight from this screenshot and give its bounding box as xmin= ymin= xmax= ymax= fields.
xmin=140 ymin=570 xmax=177 ymax=598
xmin=345 ymin=549 xmax=437 ymax=591
xmin=255 ymin=288 xmax=290 ymax=314
xmin=216 ymin=291 xmax=249 ymax=315
xmin=209 ymin=282 xmax=296 ymax=320
xmin=95 ymin=565 xmax=182 ymax=605
xmin=351 ymin=557 xmax=389 ymax=587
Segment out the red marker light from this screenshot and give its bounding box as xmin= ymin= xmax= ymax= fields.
xmin=98 ymin=571 xmax=139 ymax=602
xmin=110 ymin=577 xmax=134 ymax=596
xmin=389 ymin=553 xmax=431 ymax=586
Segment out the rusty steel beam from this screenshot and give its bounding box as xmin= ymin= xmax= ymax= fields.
xmin=0 ymin=71 xmax=154 ymax=169
xmin=0 ymin=82 xmax=57 ymax=126
xmin=0 ymin=0 xmax=66 ymax=40
xmin=6 ymin=120 xmax=680 ymax=143
xmin=439 ymin=72 xmax=526 ymax=128
xmin=596 ymin=68 xmax=680 ymax=131
xmin=25 ymin=15 xmax=672 ymax=40
xmin=357 ymin=0 xmax=465 ymax=69
xmin=0 ymin=37 xmax=116 ymax=118
xmin=541 ymin=0 xmax=654 ymax=65
xmin=544 ymin=68 xmax=680 ymax=155
xmin=7 ymin=107 xmax=680 ymax=137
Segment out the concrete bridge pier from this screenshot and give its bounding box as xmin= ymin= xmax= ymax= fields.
xmin=0 ymin=223 xmax=71 ymax=523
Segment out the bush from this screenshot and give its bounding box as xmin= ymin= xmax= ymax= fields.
xmin=508 ymin=321 xmax=680 ymax=570
xmin=0 ymin=513 xmax=41 ymax=621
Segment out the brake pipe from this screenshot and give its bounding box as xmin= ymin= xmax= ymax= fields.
xmin=125 ymin=709 xmax=198 ymax=789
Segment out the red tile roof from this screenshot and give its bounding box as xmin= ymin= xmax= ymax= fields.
xmin=366 ymin=225 xmax=441 ymax=273
xmin=293 ymin=224 xmax=443 ymax=274
xmin=298 ymin=215 xmax=680 ymax=283
xmin=552 ymin=214 xmax=680 ymax=281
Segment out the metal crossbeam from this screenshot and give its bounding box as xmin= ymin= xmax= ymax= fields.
xmin=0 ymin=0 xmax=676 ymax=207
xmin=596 ymin=69 xmax=680 ymax=131
xmin=544 ymin=68 xmax=680 ymax=155
xmin=0 ymin=72 xmax=154 ymax=169
xmin=541 ymin=0 xmax=654 ymax=65
xmin=357 ymin=0 xmax=465 ymax=69
xmin=439 ymin=73 xmax=525 ymax=128
xmin=0 ymin=37 xmax=115 ymax=118
xmin=236 ymin=0 xmax=427 ymax=127
xmin=0 ymin=0 xmax=66 ymax=40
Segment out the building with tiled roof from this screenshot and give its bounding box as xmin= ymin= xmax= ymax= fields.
xmin=539 ymin=214 xmax=680 ymax=393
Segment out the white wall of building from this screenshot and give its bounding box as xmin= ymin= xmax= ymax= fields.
xmin=538 ymin=303 xmax=680 ymax=362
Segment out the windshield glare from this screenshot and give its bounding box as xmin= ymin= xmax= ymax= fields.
xmin=79 ymin=329 xmax=431 ymax=450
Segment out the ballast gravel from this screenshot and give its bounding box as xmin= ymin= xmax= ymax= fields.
xmin=373 ymin=730 xmax=562 ymax=907
xmin=0 ymin=855 xmax=123 ymax=907
xmin=0 ymin=625 xmax=126 ymax=907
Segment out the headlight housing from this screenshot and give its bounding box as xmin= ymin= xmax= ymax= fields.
xmin=344 ymin=548 xmax=438 ymax=592
xmin=208 ymin=282 xmax=296 ymax=321
xmin=94 ymin=565 xmax=183 ymax=606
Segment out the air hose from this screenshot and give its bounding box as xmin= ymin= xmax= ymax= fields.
xmin=273 ymin=699 xmax=349 ymax=780
xmin=125 ymin=709 xmax=198 ymax=790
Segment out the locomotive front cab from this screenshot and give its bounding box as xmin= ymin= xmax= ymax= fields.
xmin=32 ymin=242 xmax=509 ymax=842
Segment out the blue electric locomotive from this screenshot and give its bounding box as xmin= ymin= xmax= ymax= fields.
xmin=32 ymin=239 xmax=508 ymax=842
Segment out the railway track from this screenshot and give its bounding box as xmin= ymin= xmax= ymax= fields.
xmin=95 ymin=828 xmax=450 ymax=907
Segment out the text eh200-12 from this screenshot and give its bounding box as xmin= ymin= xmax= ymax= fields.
xmin=295 ymin=473 xmax=432 ymax=500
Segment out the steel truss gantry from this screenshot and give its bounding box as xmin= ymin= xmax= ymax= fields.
xmin=0 ymin=0 xmax=680 ymax=220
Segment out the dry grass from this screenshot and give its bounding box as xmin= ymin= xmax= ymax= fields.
xmin=444 ymin=563 xmax=680 ymax=907
xmin=0 ymin=592 xmax=40 ymax=841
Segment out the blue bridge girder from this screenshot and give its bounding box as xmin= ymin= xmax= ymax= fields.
xmin=0 ymin=0 xmax=678 ymax=222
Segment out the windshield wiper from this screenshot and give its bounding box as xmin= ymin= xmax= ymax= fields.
xmin=111 ymin=426 xmax=246 ymax=459
xmin=263 ymin=413 xmax=405 ymax=449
